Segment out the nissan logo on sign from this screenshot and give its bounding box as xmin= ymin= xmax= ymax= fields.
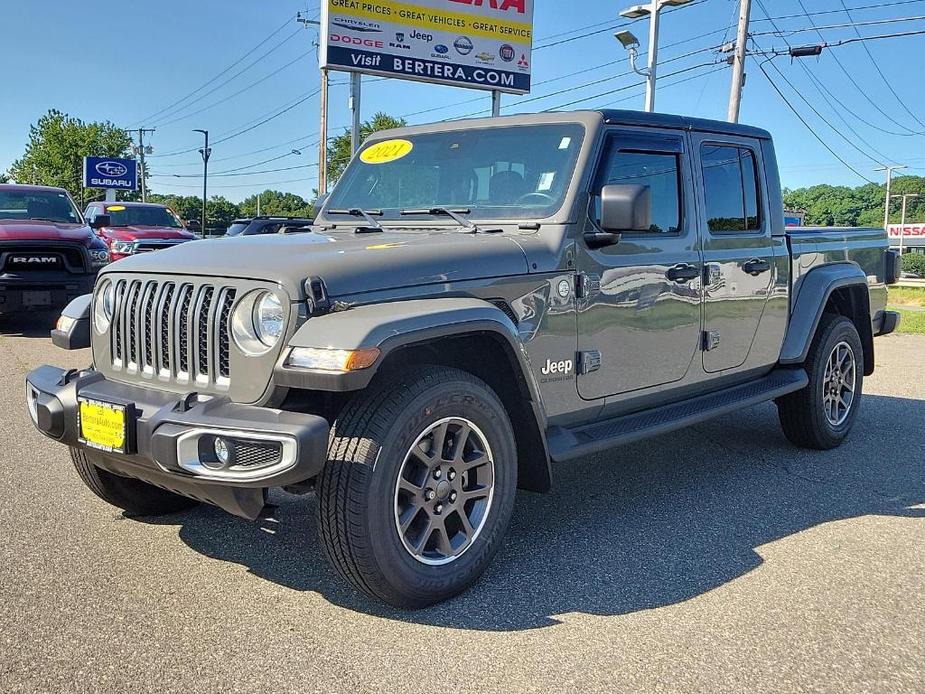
xmin=95 ymin=161 xmax=128 ymax=178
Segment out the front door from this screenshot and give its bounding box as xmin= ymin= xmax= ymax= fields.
xmin=576 ymin=129 xmax=702 ymax=401
xmin=692 ymin=135 xmax=775 ymax=373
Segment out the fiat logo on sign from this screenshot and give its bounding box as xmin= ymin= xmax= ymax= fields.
xmin=95 ymin=161 xmax=128 ymax=178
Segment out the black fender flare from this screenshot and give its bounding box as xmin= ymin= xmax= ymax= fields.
xmin=779 ymin=263 xmax=872 ymax=368
xmin=274 ymin=297 xmax=552 ymax=491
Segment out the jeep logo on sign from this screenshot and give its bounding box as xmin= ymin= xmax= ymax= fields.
xmin=95 ymin=161 xmax=128 ymax=178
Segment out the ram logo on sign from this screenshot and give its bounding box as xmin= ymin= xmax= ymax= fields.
xmin=319 ymin=0 xmax=534 ymax=94
xmin=83 ymin=156 xmax=138 ymax=191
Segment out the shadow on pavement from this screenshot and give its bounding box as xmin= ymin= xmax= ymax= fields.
xmin=137 ymin=393 xmax=925 ymax=631
xmin=0 ymin=311 xmax=58 ymax=337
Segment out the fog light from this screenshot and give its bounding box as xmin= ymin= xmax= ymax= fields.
xmin=214 ymin=437 xmax=232 ymax=467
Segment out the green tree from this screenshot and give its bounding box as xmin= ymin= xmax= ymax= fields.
xmin=238 ymin=189 xmax=314 ymax=218
xmin=147 ymin=194 xmax=204 ymax=223
xmin=783 ymin=175 xmax=925 ymax=228
xmin=8 ymin=109 xmax=134 ymax=203
xmin=327 ymin=112 xmax=407 ymax=184
xmin=205 ymin=195 xmax=239 ymax=233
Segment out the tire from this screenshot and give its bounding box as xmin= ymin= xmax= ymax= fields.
xmin=70 ymin=447 xmax=199 ymax=515
xmin=316 ymin=366 xmax=517 ymax=608
xmin=777 ymin=314 xmax=864 ymax=450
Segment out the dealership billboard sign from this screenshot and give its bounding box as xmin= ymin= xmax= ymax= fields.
xmin=888 ymin=223 xmax=925 ymax=248
xmin=319 ymin=0 xmax=534 ymax=94
xmin=83 ymin=156 xmax=137 ymax=191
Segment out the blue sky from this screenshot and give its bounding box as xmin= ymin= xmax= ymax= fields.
xmin=2 ymin=0 xmax=924 ymax=202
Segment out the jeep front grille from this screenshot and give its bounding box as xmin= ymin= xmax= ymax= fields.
xmin=111 ymin=278 xmax=236 ymax=387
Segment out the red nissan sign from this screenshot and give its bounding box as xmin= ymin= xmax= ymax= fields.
xmin=887 ymin=223 xmax=925 ymax=247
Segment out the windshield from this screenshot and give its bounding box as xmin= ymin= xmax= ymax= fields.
xmin=105 ymin=205 xmax=182 ymax=228
xmin=225 ymin=222 xmax=250 ymax=237
xmin=326 ymin=124 xmax=585 ymax=221
xmin=0 ymin=189 xmax=82 ymax=224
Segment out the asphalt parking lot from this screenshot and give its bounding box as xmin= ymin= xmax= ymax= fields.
xmin=1 ymin=315 xmax=922 ymax=693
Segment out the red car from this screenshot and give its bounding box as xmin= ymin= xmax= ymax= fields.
xmin=0 ymin=184 xmax=110 ymax=314
xmin=84 ymin=201 xmax=196 ymax=261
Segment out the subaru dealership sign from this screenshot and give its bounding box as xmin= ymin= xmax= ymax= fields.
xmin=83 ymin=156 xmax=137 ymax=191
xmin=320 ymin=0 xmax=534 ymax=94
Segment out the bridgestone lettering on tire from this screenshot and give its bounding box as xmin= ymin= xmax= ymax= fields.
xmin=316 ymin=366 xmax=517 ymax=608
xmin=777 ymin=314 xmax=864 ymax=450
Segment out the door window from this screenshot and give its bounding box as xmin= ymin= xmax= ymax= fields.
xmin=593 ymin=141 xmax=682 ymax=235
xmin=701 ymin=144 xmax=762 ymax=233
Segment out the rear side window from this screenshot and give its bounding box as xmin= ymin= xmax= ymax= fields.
xmin=593 ymin=143 xmax=682 ymax=235
xmin=701 ymin=144 xmax=762 ymax=233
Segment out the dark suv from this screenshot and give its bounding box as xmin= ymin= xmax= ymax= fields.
xmin=225 ymin=217 xmax=314 ymax=237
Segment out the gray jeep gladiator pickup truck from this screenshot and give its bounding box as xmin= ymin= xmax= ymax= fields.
xmin=26 ymin=110 xmax=901 ymax=607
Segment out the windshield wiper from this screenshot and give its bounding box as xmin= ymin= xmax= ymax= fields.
xmin=327 ymin=208 xmax=383 ymax=232
xmin=400 ymin=207 xmax=482 ymax=233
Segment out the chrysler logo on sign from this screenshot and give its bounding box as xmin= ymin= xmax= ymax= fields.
xmin=95 ymin=161 xmax=128 ymax=178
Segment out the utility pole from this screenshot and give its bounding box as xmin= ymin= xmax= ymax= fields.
xmin=875 ymin=165 xmax=907 ymax=231
xmin=131 ymin=128 xmax=156 ymax=202
xmin=727 ymin=0 xmax=752 ymax=123
xmin=298 ymin=12 xmax=327 ymax=195
xmin=350 ymin=72 xmax=362 ymax=153
xmin=193 ymin=129 xmax=210 ymax=236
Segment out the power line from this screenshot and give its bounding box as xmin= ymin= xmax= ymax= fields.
xmin=154 ymin=50 xmax=312 ymax=128
xmin=132 ymin=15 xmax=296 ymax=126
xmin=838 ymin=0 xmax=925 ymax=131
xmin=150 ymin=28 xmax=304 ymax=127
xmin=756 ymin=59 xmax=875 ymax=184
xmin=791 ymin=0 xmax=925 ymax=135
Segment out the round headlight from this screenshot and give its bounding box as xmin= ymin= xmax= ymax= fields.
xmin=254 ymin=293 xmax=284 ymax=346
xmin=93 ymin=280 xmax=114 ymax=334
xmin=231 ymin=290 xmax=286 ymax=356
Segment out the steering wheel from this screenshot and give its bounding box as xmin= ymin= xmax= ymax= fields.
xmin=517 ymin=192 xmax=556 ymax=205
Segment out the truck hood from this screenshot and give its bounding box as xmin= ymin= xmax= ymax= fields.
xmin=0 ymin=220 xmax=93 ymax=245
xmin=103 ymin=227 xmax=530 ymax=298
xmin=103 ymin=225 xmax=196 ymax=241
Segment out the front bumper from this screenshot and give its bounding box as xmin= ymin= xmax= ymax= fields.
xmin=0 ymin=273 xmax=97 ymax=313
xmin=25 ymin=365 xmax=329 ymax=519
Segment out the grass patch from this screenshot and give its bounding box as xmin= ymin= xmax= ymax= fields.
xmin=889 ymin=306 xmax=925 ymax=334
xmin=888 ymin=286 xmax=925 ymax=308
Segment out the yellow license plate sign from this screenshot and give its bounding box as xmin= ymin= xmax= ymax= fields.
xmin=78 ymin=398 xmax=127 ymax=453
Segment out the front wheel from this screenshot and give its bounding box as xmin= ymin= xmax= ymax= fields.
xmin=777 ymin=314 xmax=864 ymax=450
xmin=316 ymin=366 xmax=517 ymax=608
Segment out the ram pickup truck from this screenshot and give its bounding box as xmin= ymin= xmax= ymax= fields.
xmin=84 ymin=201 xmax=196 ymax=261
xmin=0 ymin=184 xmax=110 ymax=314
xmin=26 ymin=111 xmax=901 ymax=608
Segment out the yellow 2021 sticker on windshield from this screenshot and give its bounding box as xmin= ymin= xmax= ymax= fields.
xmin=360 ymin=139 xmax=413 ymax=165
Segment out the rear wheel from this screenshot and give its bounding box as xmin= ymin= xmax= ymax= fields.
xmin=70 ymin=447 xmax=199 ymax=515
xmin=777 ymin=314 xmax=864 ymax=450
xmin=316 ymin=366 xmax=517 ymax=608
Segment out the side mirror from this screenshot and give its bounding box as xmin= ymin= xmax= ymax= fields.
xmin=585 ymin=184 xmax=651 ymax=249
xmin=90 ymin=214 xmax=111 ymax=230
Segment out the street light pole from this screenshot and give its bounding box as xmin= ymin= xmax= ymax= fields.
xmin=894 ymin=193 xmax=919 ymax=255
xmin=618 ymin=0 xmax=692 ymax=113
xmin=193 ymin=129 xmax=210 ymax=236
xmin=875 ymin=165 xmax=907 ymax=231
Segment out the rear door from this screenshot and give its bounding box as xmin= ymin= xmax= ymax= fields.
xmin=576 ymin=128 xmax=702 ymax=400
xmin=692 ymin=135 xmax=775 ymax=373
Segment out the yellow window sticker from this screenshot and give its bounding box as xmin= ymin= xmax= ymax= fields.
xmin=360 ymin=139 xmax=413 ymax=165
xmin=106 ymin=205 xmax=126 ymax=212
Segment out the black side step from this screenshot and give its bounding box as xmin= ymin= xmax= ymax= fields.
xmin=547 ymin=368 xmax=808 ymax=462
